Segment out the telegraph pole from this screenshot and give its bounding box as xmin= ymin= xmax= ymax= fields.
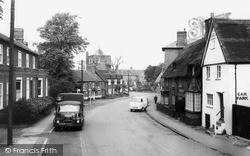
xmin=8 ymin=0 xmax=15 ymax=145
xmin=81 ymin=60 xmax=83 ymax=93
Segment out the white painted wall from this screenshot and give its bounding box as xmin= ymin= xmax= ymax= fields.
xmin=203 ymin=64 xmax=250 ymax=135
xmin=203 ymin=29 xmax=226 ymax=65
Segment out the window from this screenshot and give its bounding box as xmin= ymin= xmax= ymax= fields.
xmin=16 ymin=78 xmax=22 ymax=101
xmin=171 ymin=80 xmax=175 ymax=88
xmin=185 ymin=92 xmax=193 ymax=111
xmin=194 ymin=93 xmax=201 ymax=111
xmin=108 ymin=79 xmax=111 ymax=85
xmin=6 ymin=82 xmax=9 ymax=106
xmin=46 ymin=78 xmax=48 ymax=96
xmin=26 ymin=78 xmax=30 ymax=99
xmin=32 ymin=56 xmax=35 ymax=69
xmin=114 ymin=79 xmax=117 ymax=85
xmin=206 ymin=66 xmax=210 ymax=79
xmin=192 ymin=66 xmax=195 ymax=76
xmin=0 ymin=83 xmax=3 ymax=109
xmin=26 ymin=53 xmax=29 ymax=68
xmin=217 ymin=65 xmax=221 ymax=79
xmin=185 ymin=92 xmax=201 ymax=112
xmin=38 ymin=78 xmax=43 ymax=97
xmin=210 ymin=38 xmax=215 ymax=50
xmin=0 ymin=44 xmax=3 ymax=64
xmin=18 ymin=51 xmax=22 ymax=67
xmin=172 ymin=94 xmax=175 ymax=105
xmin=173 ymin=63 xmax=177 ymax=69
xmin=164 ymin=96 xmax=169 ymax=105
xmin=207 ymin=94 xmax=213 ymax=106
xmin=7 ymin=47 xmax=9 ymax=66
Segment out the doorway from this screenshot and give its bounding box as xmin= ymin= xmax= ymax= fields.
xmin=205 ymin=114 xmax=210 ymax=129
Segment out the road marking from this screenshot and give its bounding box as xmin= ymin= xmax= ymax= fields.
xmin=80 ymin=132 xmax=88 ymax=156
xmin=49 ymin=127 xmax=54 ymax=133
xmin=38 ymin=138 xmax=48 ymax=156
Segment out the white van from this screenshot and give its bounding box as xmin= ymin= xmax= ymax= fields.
xmin=129 ymin=96 xmax=149 ymax=112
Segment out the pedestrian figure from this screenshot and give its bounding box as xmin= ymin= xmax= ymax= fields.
xmin=154 ymin=95 xmax=158 ymax=104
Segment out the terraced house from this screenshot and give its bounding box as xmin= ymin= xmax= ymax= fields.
xmin=0 ymin=28 xmax=49 ymax=111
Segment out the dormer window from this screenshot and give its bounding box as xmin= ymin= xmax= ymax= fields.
xmin=173 ymin=63 xmax=177 ymax=69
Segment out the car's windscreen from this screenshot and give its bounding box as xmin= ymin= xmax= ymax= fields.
xmin=131 ymin=98 xmax=143 ymax=102
xmin=58 ymin=105 xmax=80 ymax=112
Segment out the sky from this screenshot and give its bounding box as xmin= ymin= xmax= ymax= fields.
xmin=1 ymin=0 xmax=250 ymax=70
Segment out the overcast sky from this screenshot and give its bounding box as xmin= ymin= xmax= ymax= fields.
xmin=1 ymin=0 xmax=250 ymax=70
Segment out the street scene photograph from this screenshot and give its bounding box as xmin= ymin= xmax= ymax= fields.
xmin=1 ymin=0 xmax=250 ymax=155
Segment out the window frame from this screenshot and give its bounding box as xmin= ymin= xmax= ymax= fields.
xmin=32 ymin=56 xmax=36 ymax=69
xmin=6 ymin=47 xmax=10 ymax=66
xmin=217 ymin=65 xmax=221 ymax=79
xmin=26 ymin=53 xmax=29 ymax=68
xmin=26 ymin=77 xmax=30 ymax=99
xmin=0 ymin=44 xmax=3 ymax=64
xmin=0 ymin=83 xmax=3 ymax=109
xmin=206 ymin=66 xmax=211 ymax=80
xmin=16 ymin=77 xmax=22 ymax=101
xmin=38 ymin=78 xmax=43 ymax=97
xmin=18 ymin=51 xmax=22 ymax=67
xmin=207 ymin=94 xmax=213 ymax=106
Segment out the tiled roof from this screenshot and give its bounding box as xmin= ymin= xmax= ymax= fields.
xmin=0 ymin=32 xmax=38 ymax=55
xmin=162 ymin=38 xmax=206 ymax=78
xmin=213 ymin=19 xmax=250 ymax=63
xmin=96 ymin=70 xmax=123 ymax=80
xmin=72 ymin=70 xmax=103 ymax=82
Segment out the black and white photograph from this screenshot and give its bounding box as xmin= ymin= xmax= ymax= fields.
xmin=0 ymin=0 xmax=250 ymax=155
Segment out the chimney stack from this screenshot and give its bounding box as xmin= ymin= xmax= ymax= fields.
xmin=176 ymin=29 xmax=187 ymax=46
xmin=14 ymin=28 xmax=24 ymax=43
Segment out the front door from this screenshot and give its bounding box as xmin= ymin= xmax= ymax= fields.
xmin=205 ymin=114 xmax=210 ymax=129
xmin=218 ymin=92 xmax=224 ymax=120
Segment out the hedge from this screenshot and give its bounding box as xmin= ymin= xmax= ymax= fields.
xmin=0 ymin=96 xmax=54 ymax=125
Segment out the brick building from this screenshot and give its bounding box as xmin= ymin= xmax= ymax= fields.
xmin=0 ymin=29 xmax=49 ymax=110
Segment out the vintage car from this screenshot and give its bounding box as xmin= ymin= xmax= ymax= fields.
xmin=53 ymin=93 xmax=84 ymax=131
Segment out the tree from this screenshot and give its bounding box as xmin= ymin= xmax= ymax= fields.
xmin=0 ymin=0 xmax=3 ymax=19
xmin=144 ymin=65 xmax=157 ymax=83
xmin=144 ymin=63 xmax=164 ymax=84
xmin=111 ymin=56 xmax=123 ymax=72
xmin=37 ymin=13 xmax=89 ymax=96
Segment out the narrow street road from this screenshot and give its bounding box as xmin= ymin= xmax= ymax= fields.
xmin=40 ymin=92 xmax=226 ymax=156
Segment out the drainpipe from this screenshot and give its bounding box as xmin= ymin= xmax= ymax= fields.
xmin=234 ymin=64 xmax=238 ymax=131
xmin=234 ymin=64 xmax=237 ymax=105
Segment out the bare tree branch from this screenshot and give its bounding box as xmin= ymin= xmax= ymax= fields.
xmin=111 ymin=56 xmax=123 ymax=72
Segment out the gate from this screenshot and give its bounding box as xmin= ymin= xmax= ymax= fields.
xmin=232 ymin=104 xmax=250 ymax=139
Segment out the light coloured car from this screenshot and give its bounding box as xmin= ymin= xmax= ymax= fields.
xmin=129 ymin=96 xmax=149 ymax=112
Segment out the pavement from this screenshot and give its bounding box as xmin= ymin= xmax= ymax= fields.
xmin=146 ymin=102 xmax=250 ymax=156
